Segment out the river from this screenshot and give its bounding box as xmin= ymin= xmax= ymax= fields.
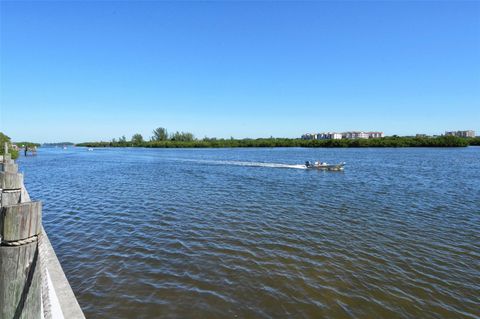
xmin=18 ymin=147 xmax=479 ymax=318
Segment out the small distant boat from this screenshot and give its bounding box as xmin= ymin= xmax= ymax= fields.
xmin=87 ymin=148 xmax=93 ymax=151
xmin=305 ymin=161 xmax=345 ymax=171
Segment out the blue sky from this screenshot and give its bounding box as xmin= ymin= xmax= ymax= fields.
xmin=1 ymin=1 xmax=479 ymax=142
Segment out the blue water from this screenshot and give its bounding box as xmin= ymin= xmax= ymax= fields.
xmin=18 ymin=147 xmax=480 ymax=318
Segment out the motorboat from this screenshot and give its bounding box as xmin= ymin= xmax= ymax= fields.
xmin=305 ymin=161 xmax=345 ymax=171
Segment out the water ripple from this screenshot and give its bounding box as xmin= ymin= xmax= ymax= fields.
xmin=18 ymin=147 xmax=480 ymax=318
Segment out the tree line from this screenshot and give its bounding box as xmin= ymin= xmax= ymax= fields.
xmin=108 ymin=127 xmax=196 ymax=146
xmin=2 ymin=130 xmax=478 ymax=160
xmin=77 ymin=132 xmax=480 ymax=148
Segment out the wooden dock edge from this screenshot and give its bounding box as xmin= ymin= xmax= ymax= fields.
xmin=41 ymin=226 xmax=85 ymax=319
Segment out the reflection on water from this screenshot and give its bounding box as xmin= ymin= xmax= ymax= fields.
xmin=19 ymin=147 xmax=480 ymax=318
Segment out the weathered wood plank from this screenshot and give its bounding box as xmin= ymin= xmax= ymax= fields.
xmin=0 ymin=202 xmax=42 ymax=241
xmin=0 ymin=162 xmax=19 ymax=173
xmin=1 ymin=190 xmax=21 ymax=207
xmin=0 ymin=172 xmax=23 ymax=189
xmin=0 ymin=153 xmax=43 ymax=318
xmin=21 ymin=185 xmax=31 ymax=203
xmin=0 ymin=242 xmax=41 ymax=319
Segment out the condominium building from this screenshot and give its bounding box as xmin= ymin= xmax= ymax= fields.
xmin=341 ymin=131 xmax=384 ymax=139
xmin=366 ymin=132 xmax=384 ymax=138
xmin=342 ymin=131 xmax=369 ymax=139
xmin=302 ymin=131 xmax=384 ymax=140
xmin=445 ymin=130 xmax=475 ymax=138
xmin=302 ymin=132 xmax=337 ymax=140
xmin=317 ymin=132 xmax=343 ymax=140
xmin=301 ymin=133 xmax=315 ymax=140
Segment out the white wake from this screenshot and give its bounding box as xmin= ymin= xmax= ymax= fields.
xmin=171 ymin=158 xmax=307 ymax=169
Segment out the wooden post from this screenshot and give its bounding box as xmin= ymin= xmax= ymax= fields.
xmin=0 ymin=153 xmax=42 ymax=319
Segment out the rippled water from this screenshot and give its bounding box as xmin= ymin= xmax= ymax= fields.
xmin=18 ymin=147 xmax=480 ymax=318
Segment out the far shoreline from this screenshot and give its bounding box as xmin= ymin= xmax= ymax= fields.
xmin=75 ymin=136 xmax=479 ymax=149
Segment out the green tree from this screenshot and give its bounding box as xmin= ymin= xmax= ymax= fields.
xmin=152 ymin=127 xmax=168 ymax=141
xmin=0 ymin=132 xmax=10 ymax=147
xmin=0 ymin=132 xmax=19 ymax=159
xmin=170 ymin=131 xmax=195 ymax=142
xmin=131 ymin=133 xmax=144 ymax=144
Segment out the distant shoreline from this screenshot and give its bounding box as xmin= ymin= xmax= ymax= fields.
xmin=76 ymin=136 xmax=479 ymax=149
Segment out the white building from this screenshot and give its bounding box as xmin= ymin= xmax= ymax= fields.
xmin=445 ymin=130 xmax=475 ymax=138
xmin=317 ymin=132 xmax=342 ymax=140
xmin=301 ymin=133 xmax=315 ymax=140
xmin=342 ymin=131 xmax=369 ymax=139
xmin=366 ymin=132 xmax=384 ymax=138
xmin=342 ymin=131 xmax=384 ymax=139
xmin=301 ymin=131 xmax=384 ymax=140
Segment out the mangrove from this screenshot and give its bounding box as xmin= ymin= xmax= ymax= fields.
xmin=77 ymin=135 xmax=478 ymax=149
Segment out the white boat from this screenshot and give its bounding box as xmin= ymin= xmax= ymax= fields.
xmin=305 ymin=161 xmax=345 ymax=171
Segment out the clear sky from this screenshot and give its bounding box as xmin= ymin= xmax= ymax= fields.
xmin=1 ymin=1 xmax=479 ymax=142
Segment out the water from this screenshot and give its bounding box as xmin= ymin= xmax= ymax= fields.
xmin=18 ymin=147 xmax=480 ymax=318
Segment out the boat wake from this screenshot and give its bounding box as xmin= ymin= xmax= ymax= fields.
xmin=172 ymin=158 xmax=307 ymax=169
xmin=212 ymin=160 xmax=307 ymax=169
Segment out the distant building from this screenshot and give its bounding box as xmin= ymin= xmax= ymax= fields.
xmin=445 ymin=130 xmax=475 ymax=138
xmin=366 ymin=132 xmax=384 ymax=138
xmin=342 ymin=131 xmax=368 ymax=139
xmin=301 ymin=133 xmax=315 ymax=140
xmin=317 ymin=132 xmax=342 ymax=140
xmin=342 ymin=131 xmax=384 ymax=139
xmin=416 ymin=134 xmax=428 ymax=138
xmin=301 ymin=131 xmax=383 ymax=140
